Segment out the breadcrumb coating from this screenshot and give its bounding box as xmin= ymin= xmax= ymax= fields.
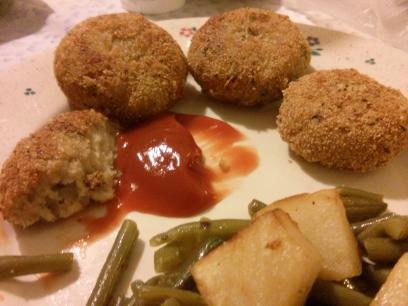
xmin=187 ymin=7 xmax=311 ymax=106
xmin=0 ymin=110 xmax=118 ymax=227
xmin=277 ymin=69 xmax=408 ymax=172
xmin=54 ymin=13 xmax=188 ymax=125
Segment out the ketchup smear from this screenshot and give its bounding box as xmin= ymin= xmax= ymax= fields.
xmin=82 ymin=113 xmax=258 ymax=240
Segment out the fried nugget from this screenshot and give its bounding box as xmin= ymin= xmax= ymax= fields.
xmin=187 ymin=7 xmax=310 ymax=106
xmin=0 ymin=110 xmax=118 ymax=227
xmin=277 ymin=69 xmax=408 ymax=172
xmin=54 ymin=13 xmax=188 ymax=125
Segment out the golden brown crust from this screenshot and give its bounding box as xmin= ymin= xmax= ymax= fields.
xmin=187 ymin=7 xmax=311 ymax=106
xmin=277 ymin=69 xmax=408 ymax=172
xmin=0 ymin=109 xmax=118 ymax=227
xmin=54 ymin=13 xmax=188 ymax=125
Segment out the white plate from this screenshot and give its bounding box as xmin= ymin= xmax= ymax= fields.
xmin=1 ymin=17 xmax=408 ymax=305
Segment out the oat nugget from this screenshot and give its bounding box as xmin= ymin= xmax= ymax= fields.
xmin=54 ymin=13 xmax=188 ymax=125
xmin=0 ymin=110 xmax=118 ymax=227
xmin=187 ymin=8 xmax=310 ymax=106
xmin=277 ymin=69 xmax=408 ymax=172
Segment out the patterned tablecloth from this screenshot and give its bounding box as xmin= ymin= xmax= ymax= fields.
xmin=0 ymin=0 xmax=364 ymax=72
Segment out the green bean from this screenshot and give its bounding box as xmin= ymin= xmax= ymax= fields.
xmin=337 ymin=186 xmax=383 ymax=202
xmin=310 ymin=280 xmax=372 ymax=306
xmin=87 ymin=220 xmax=139 ymax=306
xmin=362 ymin=264 xmax=391 ymax=289
xmin=154 ymin=244 xmax=184 ymax=273
xmin=363 ymin=237 xmax=403 ymax=264
xmin=336 ymin=186 xmax=387 ymax=222
xmin=383 ymin=216 xmax=408 ymax=240
xmin=160 ymin=298 xmax=181 ymax=306
xmin=136 ymin=285 xmax=206 ymax=306
xmin=153 ymin=240 xmax=199 ymax=274
xmin=122 ymin=296 xmax=136 ymax=306
xmin=131 ymin=280 xmax=144 ymax=295
xmin=145 ymin=275 xmax=166 ymax=286
xmin=340 ymin=278 xmax=370 ymax=294
xmin=146 ymin=237 xmax=223 ymax=292
xmin=145 ymin=274 xmax=181 ymax=288
xmin=110 ymin=295 xmax=125 ymax=306
xmin=147 ymin=274 xmax=176 ymax=288
xmin=351 ymin=213 xmax=396 ymax=234
xmin=341 ymin=197 xmax=387 ymax=222
xmin=357 ymin=223 xmax=386 ymax=242
xmin=150 ymin=219 xmax=249 ymax=247
xmin=165 ymin=237 xmax=224 ymax=289
xmin=248 ymin=199 xmax=267 ymax=218
xmin=340 ymin=278 xmax=356 ymax=290
xmin=0 ymin=253 xmax=73 ymax=279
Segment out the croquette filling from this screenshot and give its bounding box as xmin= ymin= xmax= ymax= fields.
xmin=26 ymin=127 xmax=117 ymax=225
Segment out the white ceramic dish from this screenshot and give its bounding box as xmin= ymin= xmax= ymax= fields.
xmin=0 ymin=17 xmax=408 ymax=305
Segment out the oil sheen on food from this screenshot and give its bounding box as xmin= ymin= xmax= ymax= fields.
xmin=84 ymin=113 xmax=258 ymax=238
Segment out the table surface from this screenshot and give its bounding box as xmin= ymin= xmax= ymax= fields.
xmin=0 ymin=0 xmax=367 ymax=72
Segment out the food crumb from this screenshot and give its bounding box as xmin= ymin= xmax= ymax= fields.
xmin=219 ymin=159 xmax=231 ymax=172
xmin=265 ymin=239 xmax=282 ymax=250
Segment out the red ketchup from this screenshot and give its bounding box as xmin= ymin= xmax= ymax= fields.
xmin=82 ymin=113 xmax=258 ymax=240
xmin=117 ymin=113 xmax=217 ymax=217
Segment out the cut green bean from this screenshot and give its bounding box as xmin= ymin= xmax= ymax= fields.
xmin=363 ymin=237 xmax=403 ymax=264
xmin=341 ymin=278 xmax=356 ymax=291
xmin=311 ymin=280 xmax=372 ymax=306
xmin=110 ymin=295 xmax=125 ymax=306
xmin=337 ymin=186 xmax=383 ymax=202
xmin=122 ymin=296 xmax=136 ymax=306
xmin=150 ymin=245 xmax=222 ymax=288
xmin=383 ymin=216 xmax=408 ymax=240
xmin=154 ymin=244 xmax=185 ymax=273
xmin=165 ymin=237 xmax=224 ymax=289
xmin=145 ymin=274 xmax=181 ymax=288
xmin=362 ymin=264 xmax=391 ymax=289
xmin=145 ymin=275 xmax=166 ymax=286
xmin=357 ymin=223 xmax=386 ymax=242
xmin=341 ymin=197 xmax=387 ymax=222
xmin=351 ymin=213 xmax=396 ymax=234
xmin=131 ymin=280 xmax=144 ymax=295
xmin=0 ymin=253 xmax=73 ymax=279
xmin=160 ymin=298 xmax=181 ymax=306
xmin=87 ymin=220 xmax=139 ymax=306
xmin=136 ymin=285 xmax=206 ymax=305
xmin=340 ymin=278 xmax=370 ymax=294
xmin=337 ymin=186 xmax=387 ymax=222
xmin=150 ymin=219 xmax=249 ymax=247
xmin=248 ymin=199 xmax=267 ymax=218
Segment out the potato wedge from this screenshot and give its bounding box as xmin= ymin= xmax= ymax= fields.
xmin=256 ymin=189 xmax=361 ymax=280
xmin=191 ymin=209 xmax=321 ymax=306
xmin=370 ymin=253 xmax=408 ymax=306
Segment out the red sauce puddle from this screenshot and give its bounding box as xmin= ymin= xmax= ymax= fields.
xmin=79 ymin=113 xmax=258 ymax=242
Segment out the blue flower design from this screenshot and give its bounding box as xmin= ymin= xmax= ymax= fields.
xmin=24 ymin=88 xmax=36 ymax=96
xmin=307 ymin=36 xmax=320 ymax=47
xmin=311 ymin=48 xmax=323 ymax=56
xmin=307 ymin=36 xmax=322 ymax=56
xmin=365 ymin=58 xmax=376 ymax=65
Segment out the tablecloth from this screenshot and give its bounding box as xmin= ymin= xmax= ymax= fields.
xmin=0 ymin=0 xmax=360 ymax=72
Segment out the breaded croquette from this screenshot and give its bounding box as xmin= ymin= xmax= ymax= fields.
xmin=188 ymin=8 xmax=310 ymax=106
xmin=277 ymin=69 xmax=408 ymax=172
xmin=0 ymin=110 xmax=118 ymax=227
xmin=54 ymin=13 xmax=188 ymax=125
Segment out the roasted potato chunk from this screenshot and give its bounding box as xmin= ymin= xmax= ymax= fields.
xmin=192 ymin=209 xmax=321 ymax=306
xmin=256 ymin=189 xmax=361 ymax=280
xmin=371 ymin=253 xmax=408 ymax=306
